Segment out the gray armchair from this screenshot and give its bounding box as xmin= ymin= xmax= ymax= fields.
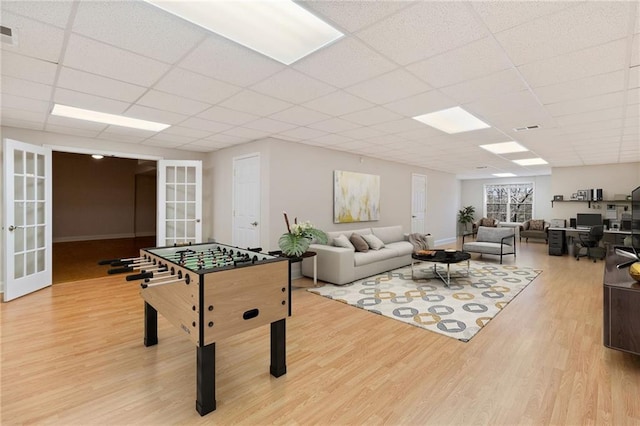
xmin=471 ymin=217 xmax=499 ymax=236
xmin=519 ymin=219 xmax=550 ymax=243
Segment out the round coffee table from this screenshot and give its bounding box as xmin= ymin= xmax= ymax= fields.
xmin=411 ymin=250 xmax=471 ymax=287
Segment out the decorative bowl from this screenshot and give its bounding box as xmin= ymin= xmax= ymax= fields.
xmin=444 ymin=249 xmax=456 ymax=258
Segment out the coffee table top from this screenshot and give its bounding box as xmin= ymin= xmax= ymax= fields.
xmin=412 ymin=249 xmax=470 ymax=264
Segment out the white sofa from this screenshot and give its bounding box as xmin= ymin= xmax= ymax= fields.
xmin=301 ymin=225 xmax=431 ymax=285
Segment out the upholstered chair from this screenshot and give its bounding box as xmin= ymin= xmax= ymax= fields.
xmin=519 ymin=219 xmax=550 ymax=243
xmin=472 ymin=217 xmax=499 ymax=235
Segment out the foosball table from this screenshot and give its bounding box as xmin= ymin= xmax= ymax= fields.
xmin=101 ymin=242 xmax=290 ymax=415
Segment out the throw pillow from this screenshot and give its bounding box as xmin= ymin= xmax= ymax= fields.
xmin=362 ymin=233 xmax=385 ymax=250
xmin=349 ymin=233 xmax=369 ymax=252
xmin=480 ymin=218 xmax=494 ymax=227
xmin=333 ymin=234 xmax=355 ymax=250
xmin=529 ymin=220 xmax=544 ymax=231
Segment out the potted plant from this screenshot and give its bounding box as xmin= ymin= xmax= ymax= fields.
xmin=457 ymin=205 xmax=476 ymax=234
xmin=278 ymin=212 xmax=327 ymax=257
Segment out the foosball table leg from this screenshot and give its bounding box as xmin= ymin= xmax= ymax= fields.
xmin=196 ymin=343 xmax=216 ymax=416
xmin=144 ymin=302 xmax=158 ymax=347
xmin=270 ymin=319 xmax=286 ymax=377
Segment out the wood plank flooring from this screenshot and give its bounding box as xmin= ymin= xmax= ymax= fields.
xmin=2 ymin=239 xmax=639 ymax=425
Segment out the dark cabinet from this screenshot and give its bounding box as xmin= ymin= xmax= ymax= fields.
xmin=548 ymin=229 xmax=565 ymax=256
xmin=603 ymin=246 xmax=640 ymax=355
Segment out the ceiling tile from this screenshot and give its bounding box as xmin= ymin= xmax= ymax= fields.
xmin=345 ymin=69 xmax=432 ymax=104
xmin=293 ymin=37 xmax=397 ymax=88
xmin=472 ymin=1 xmax=576 ymax=34
xmin=303 ymin=90 xmax=374 ymax=116
xmin=517 ymin=38 xmax=627 ymax=88
xmin=308 ymin=133 xmax=354 ymax=146
xmin=2 ymin=107 xmax=47 ymax=124
xmin=53 ymin=88 xmax=130 ymax=114
xmin=124 ymin=105 xmax=187 ymax=125
xmin=268 ymin=106 xmax=330 ymax=126
xmin=494 ymin=2 xmax=631 ymax=66
xmin=179 ymin=37 xmax=284 ymax=87
xmin=57 ymin=67 xmax=147 ymax=103
xmin=303 ymin=1 xmax=410 ymax=33
xmin=153 ymin=68 xmax=241 ymax=105
xmin=383 ymin=90 xmax=457 ymax=117
xmin=2 ymin=93 xmax=49 ymax=113
xmin=1 ymin=51 xmax=58 ymax=85
xmin=341 ymin=106 xmax=402 ymax=126
xmin=63 ymin=34 xmax=171 ymax=87
xmin=72 ymin=1 xmax=205 ymax=64
xmin=534 ymin=70 xmax=625 ymax=105
xmin=44 ymin=123 xmax=102 ymax=138
xmin=136 ymin=90 xmax=210 ymax=116
xmin=555 ymin=107 xmax=625 ymax=127
xmin=308 ymin=117 xmax=361 ymax=133
xmin=197 ymin=106 xmax=259 ymax=126
xmin=250 ymin=69 xmax=336 ymax=103
xmin=178 ymin=117 xmax=232 ymax=134
xmin=546 ymin=92 xmax=627 ymax=117
xmin=408 ymin=37 xmax=514 ymax=88
xmin=243 ymin=118 xmax=298 ymax=133
xmin=440 ymin=68 xmax=528 ymax=105
xmin=368 ymin=118 xmax=428 ymax=135
xmin=355 ymin=2 xmax=488 ymax=65
xmin=339 ymin=126 xmax=385 ymax=140
xmin=277 ymin=126 xmax=328 ymax=141
xmin=1 ymin=11 xmax=65 ymax=63
xmin=1 ymin=76 xmax=52 ymax=101
xmin=219 ymin=90 xmax=293 ymax=117
xmin=1 ymin=0 xmax=73 ymax=28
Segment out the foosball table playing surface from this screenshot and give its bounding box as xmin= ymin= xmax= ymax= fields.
xmin=101 ymin=242 xmax=290 ymax=415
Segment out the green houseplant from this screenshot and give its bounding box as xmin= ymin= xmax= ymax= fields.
xmin=457 ymin=205 xmax=476 ymax=234
xmin=278 ymin=212 xmax=327 ymax=257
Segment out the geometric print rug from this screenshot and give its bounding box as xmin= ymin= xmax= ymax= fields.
xmin=308 ymin=261 xmax=542 ymax=342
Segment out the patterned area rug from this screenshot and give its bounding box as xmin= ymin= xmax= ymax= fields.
xmin=308 ymin=261 xmax=542 ymax=342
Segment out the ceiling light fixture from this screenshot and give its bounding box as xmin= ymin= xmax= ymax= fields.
xmin=412 ymin=106 xmax=490 ymax=134
xmin=513 ymin=158 xmax=548 ymax=166
xmin=144 ymin=0 xmax=344 ymax=65
xmin=91 ymin=154 xmax=104 ymax=160
xmin=493 ymin=173 xmax=517 ymax=177
xmin=480 ymin=141 xmax=528 ymax=154
xmin=51 ymin=104 xmax=170 ymax=132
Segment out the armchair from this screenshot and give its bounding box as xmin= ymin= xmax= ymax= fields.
xmin=519 ymin=219 xmax=550 ymax=243
xmin=471 ymin=217 xmax=499 ymax=236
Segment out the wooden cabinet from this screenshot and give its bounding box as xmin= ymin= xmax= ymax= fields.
xmin=603 ymin=246 xmax=640 ymax=355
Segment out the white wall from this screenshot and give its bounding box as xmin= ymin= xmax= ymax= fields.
xmin=208 ymin=138 xmax=459 ymax=251
xmin=460 ymin=175 xmax=553 ymax=223
xmin=550 ymin=163 xmax=640 ymax=224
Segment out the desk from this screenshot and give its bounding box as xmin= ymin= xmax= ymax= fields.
xmin=547 ymin=227 xmax=632 ymax=256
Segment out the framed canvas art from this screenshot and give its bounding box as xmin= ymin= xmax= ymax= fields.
xmin=333 ymin=170 xmax=380 ymax=223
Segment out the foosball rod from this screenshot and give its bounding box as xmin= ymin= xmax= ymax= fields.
xmin=141 ymin=277 xmax=184 ymax=289
xmin=98 ymin=256 xmax=145 ymax=266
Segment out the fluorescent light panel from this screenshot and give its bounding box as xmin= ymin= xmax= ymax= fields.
xmin=493 ymin=173 xmax=517 ymax=177
xmin=51 ymin=104 xmax=170 ymax=132
xmin=412 ymin=107 xmax=490 ymax=134
xmin=144 ymin=0 xmax=344 ymax=65
xmin=480 ymin=141 xmax=528 ymax=154
xmin=513 ymin=158 xmax=548 ymax=166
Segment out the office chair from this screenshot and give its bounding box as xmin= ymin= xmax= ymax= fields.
xmin=575 ymin=225 xmax=605 ymax=262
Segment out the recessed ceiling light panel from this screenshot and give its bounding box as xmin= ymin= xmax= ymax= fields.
xmin=480 ymin=141 xmax=528 ymax=154
xmin=144 ymin=0 xmax=344 ymax=65
xmin=513 ymin=158 xmax=548 ymax=166
xmin=51 ymin=104 xmax=170 ymax=132
xmin=493 ymin=173 xmax=517 ymax=177
xmin=412 ymin=106 xmax=490 ymax=134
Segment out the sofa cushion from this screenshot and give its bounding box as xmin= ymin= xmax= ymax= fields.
xmin=327 ymin=228 xmax=371 ymax=245
xmin=362 ymin=233 xmax=385 ymax=250
xmin=385 ymin=241 xmax=414 ymax=256
xmin=349 ymin=233 xmax=369 ymax=252
xmin=354 ymin=248 xmax=396 ymax=266
xmin=372 ymin=225 xmax=404 ymax=244
xmin=332 ymin=234 xmax=355 ymax=250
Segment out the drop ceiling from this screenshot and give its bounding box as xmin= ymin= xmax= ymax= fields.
xmin=1 ymin=0 xmax=638 ymax=179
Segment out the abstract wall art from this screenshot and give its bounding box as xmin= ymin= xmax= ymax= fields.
xmin=333 ymin=170 xmax=380 ymax=223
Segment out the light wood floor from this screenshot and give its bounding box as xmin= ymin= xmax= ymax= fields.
xmin=2 ymin=239 xmax=639 ymax=425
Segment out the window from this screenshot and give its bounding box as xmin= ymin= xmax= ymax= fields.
xmin=484 ymin=183 xmax=534 ymax=222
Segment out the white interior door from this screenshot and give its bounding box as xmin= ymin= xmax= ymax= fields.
xmin=411 ymin=173 xmax=427 ymax=234
xmin=3 ymin=139 xmax=52 ymax=301
xmin=232 ymin=154 xmax=260 ymax=249
xmin=157 ymin=160 xmax=202 ymax=247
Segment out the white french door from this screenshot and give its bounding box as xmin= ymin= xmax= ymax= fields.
xmin=411 ymin=173 xmax=427 ymax=234
xmin=232 ymin=154 xmax=261 ymax=249
xmin=3 ymin=139 xmax=52 ymax=301
xmin=157 ymin=160 xmax=202 ymax=247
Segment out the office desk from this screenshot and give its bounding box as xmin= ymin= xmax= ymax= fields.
xmin=547 ymin=228 xmax=632 ymax=256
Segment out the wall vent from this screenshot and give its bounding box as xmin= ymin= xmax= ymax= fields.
xmin=1 ymin=25 xmax=16 ymax=45
xmin=514 ymin=124 xmax=540 ymax=132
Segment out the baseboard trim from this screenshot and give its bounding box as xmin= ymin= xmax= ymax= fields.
xmin=53 ymin=233 xmax=136 ymax=243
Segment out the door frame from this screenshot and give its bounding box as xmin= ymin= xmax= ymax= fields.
xmin=411 ymin=173 xmax=428 ymax=234
xmin=232 ymin=152 xmax=261 ymax=249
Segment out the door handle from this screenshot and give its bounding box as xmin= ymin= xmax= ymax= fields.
xmin=251 ymin=221 xmax=258 ymax=227
xmin=195 ymin=219 xmax=201 ymax=223
xmin=8 ymin=225 xmax=22 ymax=231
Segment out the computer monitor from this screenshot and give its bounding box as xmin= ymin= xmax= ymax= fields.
xmin=576 ymin=213 xmax=602 ymax=229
